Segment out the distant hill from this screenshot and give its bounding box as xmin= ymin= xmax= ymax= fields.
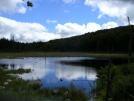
xmin=0 ymin=25 xmax=134 ymax=53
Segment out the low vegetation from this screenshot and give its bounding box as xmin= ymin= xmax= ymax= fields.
xmin=95 ymin=63 xmax=134 ymax=101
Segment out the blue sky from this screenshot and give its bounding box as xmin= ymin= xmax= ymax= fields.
xmin=0 ymin=0 xmax=133 ymax=42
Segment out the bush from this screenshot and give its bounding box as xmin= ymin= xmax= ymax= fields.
xmin=96 ymin=63 xmax=134 ymax=101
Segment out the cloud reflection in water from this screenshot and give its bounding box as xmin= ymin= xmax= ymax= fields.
xmin=55 ymin=64 xmax=97 ymax=81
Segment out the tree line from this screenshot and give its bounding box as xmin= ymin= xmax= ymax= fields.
xmin=0 ymin=25 xmax=134 ymax=53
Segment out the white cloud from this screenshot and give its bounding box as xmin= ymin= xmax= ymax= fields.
xmin=0 ymin=16 xmax=118 ymax=42
xmin=55 ymin=22 xmax=102 ymax=38
xmin=17 ymin=6 xmax=26 ymax=14
xmin=0 ymin=16 xmax=60 ymax=42
xmin=102 ymin=22 xmax=118 ymax=29
xmin=84 ymin=0 xmax=134 ymax=25
xmin=46 ymin=20 xmax=57 ymax=24
xmin=55 ymin=21 xmax=119 ymax=38
xmin=85 ymin=22 xmax=102 ymax=32
xmin=55 ymin=23 xmax=85 ymax=37
xmin=0 ymin=0 xmax=26 ymax=14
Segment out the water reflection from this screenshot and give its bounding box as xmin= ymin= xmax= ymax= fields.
xmin=55 ymin=64 xmax=96 ymax=81
xmin=0 ymin=57 xmax=97 ymax=93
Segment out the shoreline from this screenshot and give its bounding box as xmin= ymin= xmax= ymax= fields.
xmin=0 ymin=52 xmax=131 ymax=59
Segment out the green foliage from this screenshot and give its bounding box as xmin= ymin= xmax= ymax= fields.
xmin=28 ymin=83 xmax=41 ymax=91
xmin=65 ymin=84 xmax=89 ymax=101
xmin=0 ymin=91 xmax=34 ymax=101
xmin=96 ymin=63 xmax=134 ymax=101
xmin=0 ymin=68 xmax=31 ymax=86
xmin=34 ymin=84 xmax=89 ymax=101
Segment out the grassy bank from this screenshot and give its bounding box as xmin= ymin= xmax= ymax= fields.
xmin=0 ymin=52 xmax=132 ymax=58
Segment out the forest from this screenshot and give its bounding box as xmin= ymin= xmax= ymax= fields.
xmin=0 ymin=25 xmax=134 ymax=53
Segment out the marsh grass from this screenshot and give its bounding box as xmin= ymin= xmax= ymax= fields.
xmin=0 ymin=52 xmax=131 ymax=58
xmin=0 ymin=68 xmax=35 ymax=101
xmin=0 ymin=91 xmax=34 ymax=101
xmin=34 ymin=84 xmax=89 ymax=101
xmin=0 ymin=68 xmax=31 ymax=86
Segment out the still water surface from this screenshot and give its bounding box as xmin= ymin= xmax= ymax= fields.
xmin=0 ymin=57 xmax=97 ymax=93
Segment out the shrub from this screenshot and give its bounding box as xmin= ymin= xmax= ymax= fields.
xmin=96 ymin=63 xmax=134 ymax=101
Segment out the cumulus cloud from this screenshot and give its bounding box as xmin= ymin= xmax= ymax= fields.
xmin=84 ymin=0 xmax=134 ymax=25
xmin=85 ymin=22 xmax=102 ymax=32
xmin=55 ymin=22 xmax=118 ymax=38
xmin=102 ymin=22 xmax=118 ymax=29
xmin=0 ymin=16 xmax=118 ymax=42
xmin=0 ymin=16 xmax=60 ymax=42
xmin=0 ymin=0 xmax=26 ymax=14
xmin=55 ymin=22 xmax=102 ymax=38
xmin=55 ymin=23 xmax=86 ymax=37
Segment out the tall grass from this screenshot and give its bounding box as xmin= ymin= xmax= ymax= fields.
xmin=0 ymin=52 xmax=130 ymax=58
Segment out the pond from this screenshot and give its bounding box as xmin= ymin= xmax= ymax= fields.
xmin=0 ymin=57 xmax=104 ymax=93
